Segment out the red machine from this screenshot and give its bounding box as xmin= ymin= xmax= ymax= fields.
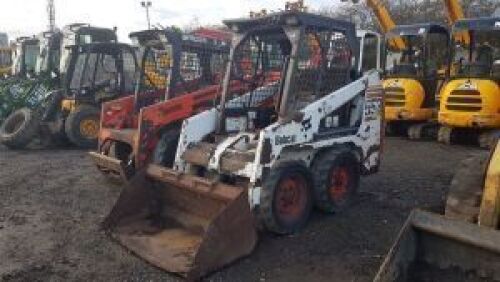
xmin=89 ymin=29 xmax=234 ymax=181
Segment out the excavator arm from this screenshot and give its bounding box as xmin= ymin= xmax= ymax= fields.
xmin=341 ymin=0 xmax=405 ymax=50
xmin=442 ymin=0 xmax=470 ymax=44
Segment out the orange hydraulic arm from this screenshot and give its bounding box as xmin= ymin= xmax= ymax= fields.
xmin=442 ymin=0 xmax=470 ymax=44
xmin=342 ymin=0 xmax=406 ymax=50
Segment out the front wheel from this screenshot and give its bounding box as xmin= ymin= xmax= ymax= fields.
xmin=258 ymin=163 xmax=313 ymax=234
xmin=64 ymin=105 xmax=100 ymax=149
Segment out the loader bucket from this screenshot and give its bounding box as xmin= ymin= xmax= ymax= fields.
xmin=103 ymin=164 xmax=258 ymax=280
xmin=374 ymin=210 xmax=500 ymax=282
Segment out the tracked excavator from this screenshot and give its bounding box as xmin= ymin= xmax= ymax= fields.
xmin=438 ymin=16 xmax=500 ymax=148
xmin=103 ymin=7 xmax=384 ymax=280
xmin=342 ymin=0 xmax=450 ymax=139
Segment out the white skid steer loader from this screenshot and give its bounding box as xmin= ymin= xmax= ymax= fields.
xmin=103 ymin=10 xmax=384 ymax=281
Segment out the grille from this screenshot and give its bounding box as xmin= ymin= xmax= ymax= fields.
xmin=445 ymin=90 xmax=482 ymax=112
xmin=385 ymin=87 xmax=405 ymax=107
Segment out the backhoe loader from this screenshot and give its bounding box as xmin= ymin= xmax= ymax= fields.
xmin=438 ymin=17 xmax=500 ymax=148
xmin=89 ymin=28 xmax=232 ymax=182
xmin=375 ymin=141 xmax=500 ymax=281
xmin=0 ymin=41 xmax=137 ymax=149
xmin=103 ymin=9 xmax=384 ymax=280
xmin=0 ymin=36 xmax=44 ymax=122
xmin=0 ymin=24 xmax=120 ymax=148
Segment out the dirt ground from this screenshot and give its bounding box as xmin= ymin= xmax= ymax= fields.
xmin=0 ymin=138 xmax=481 ymax=282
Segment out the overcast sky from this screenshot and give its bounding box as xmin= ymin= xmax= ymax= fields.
xmin=0 ymin=0 xmax=342 ymax=42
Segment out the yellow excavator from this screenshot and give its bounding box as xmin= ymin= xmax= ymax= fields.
xmin=438 ymin=16 xmax=500 ymax=148
xmin=343 ymin=0 xmax=451 ymax=139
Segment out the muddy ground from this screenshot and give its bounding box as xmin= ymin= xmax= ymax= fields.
xmin=0 ymin=138 xmax=481 ymax=282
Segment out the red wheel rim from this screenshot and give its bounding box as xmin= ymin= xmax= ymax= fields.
xmin=275 ymin=174 xmax=308 ymax=224
xmin=329 ymin=167 xmax=350 ymax=202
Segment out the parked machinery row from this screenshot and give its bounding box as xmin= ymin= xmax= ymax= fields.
xmin=89 ymin=2 xmax=385 ymax=280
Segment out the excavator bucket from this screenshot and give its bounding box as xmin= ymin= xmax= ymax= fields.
xmin=103 ymin=164 xmax=258 ymax=280
xmin=374 ymin=210 xmax=500 ymax=282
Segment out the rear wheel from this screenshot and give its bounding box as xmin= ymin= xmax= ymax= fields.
xmin=0 ymin=108 xmax=40 ymax=149
xmin=312 ymin=149 xmax=360 ymax=213
xmin=65 ymin=105 xmax=100 ymax=149
xmin=445 ymin=154 xmax=488 ymax=223
xmin=259 ymin=163 xmax=312 ymax=234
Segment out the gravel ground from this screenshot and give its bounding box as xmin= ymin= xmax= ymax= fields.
xmin=0 ymin=138 xmax=481 ymax=281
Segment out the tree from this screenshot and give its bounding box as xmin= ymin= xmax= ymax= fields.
xmin=318 ymin=0 xmax=500 ymax=32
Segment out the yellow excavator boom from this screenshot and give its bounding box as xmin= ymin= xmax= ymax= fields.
xmin=341 ymin=0 xmax=406 ymax=50
xmin=442 ymin=0 xmax=470 ymax=44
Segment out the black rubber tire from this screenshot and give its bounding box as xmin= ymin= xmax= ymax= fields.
xmin=64 ymin=105 xmax=100 ymax=149
xmin=0 ymin=108 xmax=40 ymax=149
xmin=445 ymin=154 xmax=489 ymax=223
xmin=258 ymin=163 xmax=313 ymax=235
xmin=152 ymin=128 xmax=180 ymax=168
xmin=311 ymin=148 xmax=360 ymax=213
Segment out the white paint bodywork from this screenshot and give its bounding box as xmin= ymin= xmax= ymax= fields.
xmin=175 ymin=70 xmax=383 ymax=209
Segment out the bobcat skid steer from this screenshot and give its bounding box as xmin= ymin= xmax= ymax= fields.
xmin=104 ymin=9 xmax=384 ymax=280
xmin=89 ymin=28 xmax=234 ymax=182
xmin=375 ymin=145 xmax=500 ymax=281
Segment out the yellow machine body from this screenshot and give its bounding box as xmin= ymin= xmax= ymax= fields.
xmin=439 ymin=78 xmax=500 ymax=128
xmin=479 ymin=141 xmax=500 ymax=227
xmin=375 ymin=141 xmax=500 ymax=281
xmin=383 ymin=78 xmax=433 ymax=121
xmin=61 ymin=99 xmax=76 ymax=112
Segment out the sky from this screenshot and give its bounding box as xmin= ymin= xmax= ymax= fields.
xmin=0 ymin=0 xmax=343 ymax=42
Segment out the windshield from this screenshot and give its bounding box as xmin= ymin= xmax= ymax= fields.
xmin=24 ymin=43 xmax=39 ymax=74
xmin=451 ymin=29 xmax=500 ymax=78
xmin=221 ymin=27 xmax=354 ymax=132
xmin=0 ymin=49 xmax=11 ymax=68
xmin=359 ymin=34 xmax=379 ymax=73
xmin=385 ymin=33 xmax=448 ymax=77
xmin=70 ymin=48 xmax=137 ymax=92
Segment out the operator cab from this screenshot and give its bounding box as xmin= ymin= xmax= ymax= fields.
xmin=451 ymin=17 xmax=500 ymax=79
xmin=66 ymin=42 xmax=139 ymax=103
xmin=129 ymin=29 xmax=229 ymax=110
xmin=385 ymin=23 xmax=449 ymax=77
xmin=35 ymin=31 xmax=62 ymax=81
xmin=221 ymin=11 xmax=359 ymax=134
xmin=11 ymin=37 xmax=40 ymax=77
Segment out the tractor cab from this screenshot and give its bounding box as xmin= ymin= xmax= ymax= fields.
xmin=383 ymin=23 xmax=449 ymax=135
xmin=11 ymin=37 xmax=40 ymax=78
xmin=59 ymin=24 xmax=117 ymax=81
xmin=0 ymin=45 xmax=13 ymax=78
xmin=35 ymin=31 xmax=62 ymax=79
xmin=64 ymin=42 xmax=139 ymax=105
xmin=438 ymin=17 xmax=500 ymax=146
